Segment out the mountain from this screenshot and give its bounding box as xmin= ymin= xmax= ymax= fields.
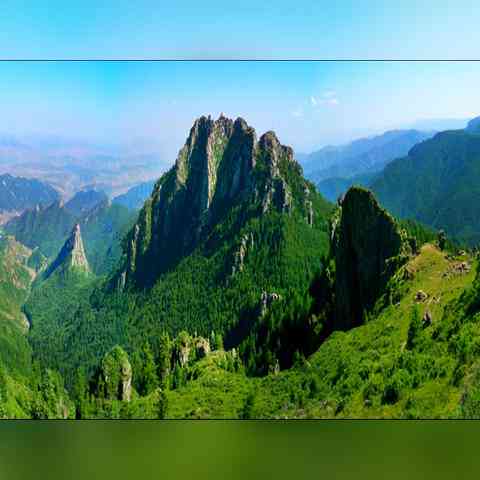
xmin=0 ymin=134 xmax=166 ymax=199
xmin=315 ymin=172 xmax=377 ymax=202
xmin=4 ymin=200 xmax=74 ymax=258
xmin=112 ymin=180 xmax=156 ymax=210
xmin=466 ymin=116 xmax=480 ymax=134
xmin=409 ymin=117 xmax=468 ymax=132
xmin=118 ymin=114 xmax=329 ymax=288
xmin=302 ymin=130 xmax=434 ymax=183
xmin=0 ymin=173 xmax=59 ymax=217
xmin=8 ymin=115 xmax=480 ymax=420
xmin=64 ymin=189 xmax=108 ymax=217
xmin=24 ymin=225 xmax=97 ymax=382
xmin=42 ymin=224 xmax=90 ymax=280
xmin=4 ymin=199 xmax=136 ymax=275
xmin=370 ymin=118 xmax=480 ymax=244
xmin=31 ymin=114 xmax=333 ymax=386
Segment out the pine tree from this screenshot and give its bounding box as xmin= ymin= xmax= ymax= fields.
xmin=215 ymin=332 xmax=224 ymax=351
xmin=407 ymin=305 xmax=422 ymax=350
xmin=141 ymin=342 xmax=158 ymax=396
xmin=157 ymin=332 xmax=172 ymax=385
xmin=73 ymin=366 xmax=88 ymax=418
xmin=157 ymin=388 xmax=168 ymax=419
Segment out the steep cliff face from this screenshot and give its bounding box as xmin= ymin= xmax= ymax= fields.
xmin=43 ymin=223 xmax=90 ymax=279
xmin=332 ymin=187 xmax=409 ymax=330
xmin=121 ymin=114 xmax=315 ymax=288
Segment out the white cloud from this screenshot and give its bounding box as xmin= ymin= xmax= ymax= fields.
xmin=322 ymin=90 xmax=336 ymax=99
xmin=310 ymin=92 xmax=340 ymax=108
xmin=292 ymin=108 xmax=303 ymax=118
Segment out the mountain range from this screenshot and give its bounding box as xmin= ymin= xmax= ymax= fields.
xmin=301 ymin=129 xmax=435 ymax=183
xmin=0 ymin=173 xmax=60 ymax=219
xmin=2 ymin=115 xmax=480 ymax=420
xmin=370 ymin=116 xmax=480 ymax=244
xmin=3 ymin=190 xmax=136 ymax=275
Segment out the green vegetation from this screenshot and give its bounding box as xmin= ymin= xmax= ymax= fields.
xmin=4 ymin=199 xmax=136 ymax=275
xmin=371 ymin=128 xmax=480 ymax=245
xmin=3 ymin=116 xmax=480 ymax=420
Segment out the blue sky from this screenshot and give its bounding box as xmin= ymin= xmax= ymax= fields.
xmin=0 ymin=61 xmax=478 ymax=159
xmin=1 ymin=1 xmax=479 ymax=59
xmin=0 ymin=3 xmax=479 ymax=161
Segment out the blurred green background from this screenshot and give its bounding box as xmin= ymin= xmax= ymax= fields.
xmin=0 ymin=421 xmax=478 ymax=479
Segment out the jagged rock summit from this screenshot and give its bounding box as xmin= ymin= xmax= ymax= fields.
xmin=332 ymin=186 xmax=410 ymax=330
xmin=43 ymin=223 xmax=91 ymax=279
xmin=119 ymin=114 xmax=316 ymax=288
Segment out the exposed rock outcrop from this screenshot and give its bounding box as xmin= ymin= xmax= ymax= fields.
xmin=332 ymin=187 xmax=409 ymax=330
xmin=101 ymin=345 xmax=132 ymax=402
xmin=43 ymin=223 xmax=90 ymax=279
xmin=195 ymin=337 xmax=210 ymax=359
xmin=259 ymin=291 xmax=282 ymax=317
xmin=231 ymin=232 xmax=255 ymax=276
xmin=120 ymin=114 xmax=312 ymax=288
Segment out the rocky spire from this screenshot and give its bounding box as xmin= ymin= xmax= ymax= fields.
xmin=332 ymin=187 xmax=409 ymax=331
xmin=43 ymin=223 xmax=90 ymax=279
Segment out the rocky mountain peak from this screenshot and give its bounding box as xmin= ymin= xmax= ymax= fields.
xmin=43 ymin=223 xmax=90 ymax=279
xmin=119 ymin=114 xmax=314 ymax=288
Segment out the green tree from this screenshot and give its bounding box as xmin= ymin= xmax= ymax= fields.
xmin=157 ymin=388 xmax=168 ymax=419
xmin=438 ymin=229 xmax=447 ymax=251
xmin=215 ymin=333 xmax=224 ymax=351
xmin=73 ymin=366 xmax=88 ymax=418
xmin=407 ymin=305 xmax=422 ymax=350
xmin=240 ymin=391 xmax=255 ymax=419
xmin=140 ymin=342 xmax=158 ymax=396
xmin=157 ymin=332 xmax=172 ymax=385
xmin=0 ymin=364 xmax=7 ymax=418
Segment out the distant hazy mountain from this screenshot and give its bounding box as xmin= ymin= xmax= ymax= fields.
xmin=409 ymin=118 xmax=468 ymax=132
xmin=64 ymin=189 xmax=108 ymax=217
xmin=0 ymin=133 xmax=165 ymax=198
xmin=301 ymin=129 xmax=434 ymax=183
xmin=0 ymin=173 xmax=59 ymax=213
xmin=316 ymin=172 xmax=377 ymax=202
xmin=112 ymin=180 xmax=155 ymax=210
xmin=371 ymin=116 xmax=480 ymax=244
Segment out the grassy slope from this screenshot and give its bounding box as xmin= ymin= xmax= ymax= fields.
xmin=163 ymin=244 xmax=476 ymax=418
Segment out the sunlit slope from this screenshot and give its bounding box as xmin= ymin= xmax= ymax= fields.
xmin=163 ymin=243 xmax=477 ymax=418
